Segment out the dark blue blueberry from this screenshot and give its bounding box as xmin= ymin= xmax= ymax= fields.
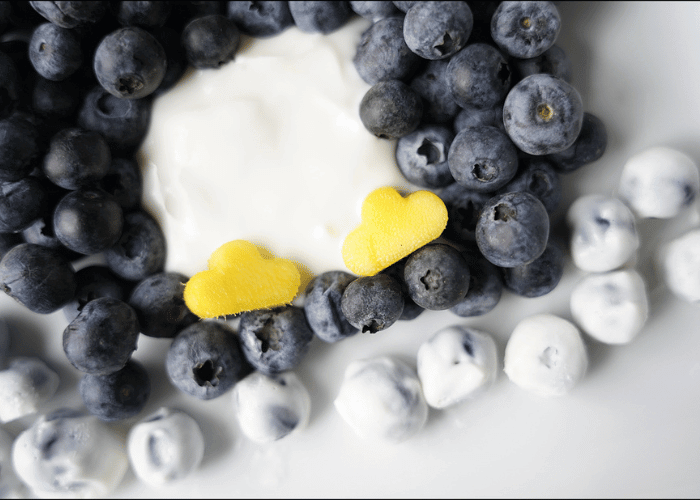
xmin=0 ymin=115 xmax=40 ymax=182
xmin=475 ymin=191 xmax=549 ymax=267
xmin=116 ymin=1 xmax=171 ymax=27
xmin=31 ymin=76 xmax=80 ymax=119
xmin=63 ymin=297 xmax=140 ymax=375
xmin=446 ymin=43 xmax=511 ymax=110
xmin=491 ymin=1 xmax=560 ymax=59
xmin=0 ymin=51 xmax=19 ymax=119
xmin=395 ymin=123 xmax=454 ymax=188
xmin=438 ymin=182 xmax=492 ymax=244
xmin=53 ymin=188 xmax=123 ymax=255
xmin=502 ymin=73 xmax=583 ymax=155
xmin=303 ymin=270 xmax=358 ymax=343
xmin=128 ymin=271 xmax=198 ymax=338
xmin=501 ymin=238 xmax=563 ymax=297
xmin=409 ymin=59 xmax=460 ymax=124
xmin=379 ymin=257 xmax=424 ymax=321
xmin=226 ymin=1 xmax=294 ymax=38
xmin=166 ymin=320 xmax=249 ymax=400
xmin=28 ymin=22 xmax=82 ymax=81
xmin=449 ymin=246 xmax=503 ymax=317
xmin=403 ymin=1 xmax=473 ymax=60
xmin=62 ymin=265 xmax=131 ymax=323
xmin=340 ymin=274 xmax=404 ymax=333
xmin=21 ymin=211 xmax=81 ymax=262
xmin=151 ymin=27 xmax=187 ymax=96
xmin=238 ymin=305 xmax=314 ymax=374
xmin=453 ymin=102 xmax=504 ymax=133
xmin=448 ymin=125 xmax=519 ymax=192
xmin=30 ymin=1 xmax=107 ymax=29
xmin=512 ymin=44 xmax=572 ymax=83
xmin=181 ymin=14 xmax=240 ymax=69
xmin=0 ymin=177 xmax=48 ymax=233
xmin=94 ymin=27 xmax=167 ymax=99
xmin=99 ymin=157 xmax=142 ymax=210
xmin=104 ymin=210 xmax=166 ymax=282
xmin=0 ymin=231 xmax=22 ymax=259
xmin=359 ymin=79 xmax=422 ymax=139
xmin=0 ymin=243 xmax=76 ymax=313
xmin=547 ymin=112 xmax=607 ymax=173
xmin=392 ymin=1 xmax=419 ymax=13
xmin=42 ymin=128 xmax=111 ymax=190
xmin=498 ymin=156 xmax=561 ymax=213
xmin=353 ymin=16 xmax=422 ymax=85
xmin=350 ymin=1 xmax=401 ymax=21
xmin=288 ymin=1 xmax=352 ymax=34
xmin=79 ymin=359 xmax=150 ymax=421
xmin=404 ymin=243 xmax=470 ymax=310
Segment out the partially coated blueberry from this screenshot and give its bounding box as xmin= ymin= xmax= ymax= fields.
xmin=79 ymin=359 xmax=150 ymax=421
xmin=104 ymin=210 xmax=166 ymax=282
xmin=226 ymin=1 xmax=294 ymax=38
xmin=289 ymin=1 xmax=352 ymax=34
xmin=42 ymin=128 xmax=111 ymax=190
xmin=359 ymin=79 xmax=422 ymax=139
xmin=404 ymin=243 xmax=470 ymax=310
xmin=446 ymin=43 xmax=511 ymax=110
xmin=491 ymin=1 xmax=561 ymax=59
xmin=403 ymin=1 xmax=473 ymax=60
xmin=303 ymin=271 xmax=358 ymax=343
xmin=395 ymin=123 xmax=454 ymax=188
xmin=181 ymin=14 xmax=240 ymax=69
xmin=501 ymin=238 xmax=563 ymax=297
xmin=340 ymin=274 xmax=404 ymax=333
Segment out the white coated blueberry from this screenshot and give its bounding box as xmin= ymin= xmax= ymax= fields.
xmin=567 ymin=194 xmax=639 ymax=272
xmin=0 ymin=357 xmax=59 ymax=423
xmin=570 ymin=269 xmax=649 ymax=344
xmin=618 ymin=146 xmax=700 ymax=219
xmin=660 ymin=227 xmax=700 ymax=303
xmin=416 ymin=325 xmax=498 ymax=409
xmin=11 ymin=409 xmax=128 ymax=499
xmin=0 ymin=426 xmax=25 ymax=499
xmin=127 ymin=407 xmax=205 ymax=486
xmin=334 ymin=356 xmax=428 ymax=443
xmin=232 ymin=371 xmax=311 ymax=443
xmin=504 ymin=314 xmax=588 ymax=397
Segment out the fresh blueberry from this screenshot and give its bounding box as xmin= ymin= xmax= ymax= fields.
xmin=103 ymin=210 xmax=165 ymax=282
xmin=62 ymin=265 xmax=131 ymax=323
xmin=28 ymin=22 xmax=82 ymax=81
xmin=502 ymin=73 xmax=584 ymax=155
xmin=42 ymin=128 xmax=111 ymax=190
xmin=0 ymin=231 xmax=22 ymax=259
xmin=448 ymin=125 xmax=519 ymax=192
xmin=0 ymin=115 xmax=40 ymax=182
xmin=116 ymin=1 xmax=171 ymax=28
xmin=349 ymin=1 xmax=401 ymax=21
xmin=392 ymin=1 xmax=419 ymax=13
xmin=0 ymin=243 xmax=76 ymax=314
xmin=438 ymin=182 xmax=492 ymax=244
xmin=547 ymin=112 xmax=607 ymax=173
xmin=30 ymin=1 xmax=107 ymax=29
xmin=181 ymin=14 xmax=240 ymax=69
xmin=63 ymin=297 xmax=140 ymax=375
xmin=340 ymin=274 xmax=404 ymax=333
xmin=359 ymin=79 xmax=422 ymax=139
xmin=409 ymin=59 xmax=461 ymax=124
xmin=21 ymin=212 xmax=81 ymax=261
xmin=404 ymin=243 xmax=471 ymax=310
xmin=395 ymin=123 xmax=454 ymax=188
xmin=511 ymin=44 xmax=572 ymax=83
xmin=498 ymin=156 xmax=562 ymax=213
xmin=288 ymin=1 xmax=352 ymax=34
xmin=0 ymin=177 xmax=48 ymax=233
xmin=475 ymin=191 xmax=549 ymax=267
xmin=379 ymin=257 xmax=424 ymax=321
xmin=99 ymin=157 xmax=142 ymax=210
xmin=79 ymin=359 xmax=150 ymax=421
xmin=0 ymin=51 xmax=19 ymax=119
xmin=403 ymin=1 xmax=473 ymax=60
xmin=238 ymin=305 xmax=314 ymax=375
xmin=446 ymin=43 xmax=511 ymax=110
xmin=31 ymin=76 xmax=80 ymax=119
xmin=128 ymin=271 xmax=197 ymax=338
xmin=491 ymin=1 xmax=561 ymax=59
xmin=150 ymin=27 xmax=187 ymax=96
xmin=303 ymin=271 xmax=359 ymax=343
xmin=449 ymin=246 xmax=503 ymax=317
xmin=94 ymin=26 xmax=167 ymax=99
xmin=453 ymin=102 xmax=504 ymax=133
xmin=353 ymin=16 xmax=422 ymax=85
xmin=226 ymin=1 xmax=294 ymax=38
xmin=501 ymin=238 xmax=563 ymax=297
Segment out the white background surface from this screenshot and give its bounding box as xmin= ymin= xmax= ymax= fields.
xmin=1 ymin=2 xmax=700 ymax=498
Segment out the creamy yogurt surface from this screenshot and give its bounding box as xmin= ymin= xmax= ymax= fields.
xmin=138 ymin=17 xmax=412 ymax=279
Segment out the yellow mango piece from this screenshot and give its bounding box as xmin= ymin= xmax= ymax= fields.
xmin=342 ymin=187 xmax=448 ymax=276
xmin=184 ymin=240 xmax=301 ymax=318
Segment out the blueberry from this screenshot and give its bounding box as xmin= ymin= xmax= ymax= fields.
xmin=116 ymin=1 xmax=171 ymax=28
xmin=303 ymin=271 xmax=358 ymax=343
xmin=42 ymin=128 xmax=111 ymax=190
xmin=104 ymin=210 xmax=166 ymax=282
xmin=448 ymin=125 xmax=519 ymax=192
xmin=79 ymin=359 xmax=150 ymax=421
xmin=392 ymin=1 xmax=419 ymax=13
xmin=512 ymin=44 xmax=572 ymax=83
xmin=28 ymin=22 xmax=82 ymax=81
xmin=503 ymin=73 xmax=584 ymax=155
xmin=128 ymin=272 xmax=197 ymax=338
xmin=166 ymin=320 xmax=249 ymax=400
xmin=0 ymin=51 xmax=19 ymax=119
xmin=438 ymin=182 xmax=492 ymax=244
xmin=62 ymin=265 xmax=131 ymax=323
xmin=379 ymin=257 xmax=424 ymax=321
xmin=404 ymin=243 xmax=470 ymax=310
xmin=453 ymin=102 xmax=504 ymax=133
xmin=0 ymin=243 xmax=76 ymax=314
xmin=446 ymin=43 xmax=511 ymax=110
xmin=498 ymin=156 xmax=561 ymax=213
xmin=30 ymin=1 xmax=107 ymax=29
xmin=409 ymin=59 xmax=461 ymax=124
xmin=395 ymin=123 xmax=454 ymax=188
xmin=0 ymin=231 xmax=22 ymax=260
xmin=547 ymin=112 xmax=607 ymax=173
xmin=475 ymin=191 xmax=549 ymax=267
xmin=491 ymin=1 xmax=561 ymax=59
xmin=502 ymin=238 xmax=563 ymax=297
xmin=0 ymin=115 xmax=40 ymax=182
xmin=403 ymin=1 xmax=473 ymax=60
xmin=21 ymin=213 xmax=80 ymax=261
xmin=63 ymin=297 xmax=140 ymax=375
xmin=181 ymin=14 xmax=240 ymax=69
xmin=449 ymin=246 xmax=503 ymax=317
xmin=94 ymin=26 xmax=167 ymax=99
xmin=288 ymin=1 xmax=353 ymax=34
xmin=226 ymin=1 xmax=294 ymax=38
xmin=349 ymin=1 xmax=401 ymax=21
xmin=31 ymin=76 xmax=80 ymax=119
xmin=340 ymin=274 xmax=404 ymax=333
xmin=150 ymin=27 xmax=187 ymax=96
xmin=0 ymin=177 xmax=48 ymax=233
xmin=53 ymin=188 xmax=123 ymax=255
xmin=99 ymin=157 xmax=142 ymax=210
xmin=359 ymin=79 xmax=422 ymax=139
xmin=238 ymin=305 xmax=314 ymax=374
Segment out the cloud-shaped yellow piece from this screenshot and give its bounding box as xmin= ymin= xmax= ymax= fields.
xmin=342 ymin=187 xmax=448 ymax=276
xmin=184 ymin=240 xmax=300 ymax=318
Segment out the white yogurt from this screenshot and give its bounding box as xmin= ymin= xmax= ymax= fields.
xmin=0 ymin=427 xmax=25 ymax=499
xmin=0 ymin=357 xmax=59 ymax=423
xmin=139 ymin=18 xmax=412 ymax=279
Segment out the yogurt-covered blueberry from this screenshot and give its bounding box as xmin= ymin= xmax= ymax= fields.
xmin=504 ymin=314 xmax=588 ymax=397
xmin=416 ymin=325 xmax=498 ymax=409
xmin=570 ymin=269 xmax=649 ymax=344
xmin=232 ymin=371 xmax=311 ymax=443
xmin=0 ymin=357 xmax=59 ymax=423
xmin=334 ymin=356 xmax=428 ymax=442
xmin=660 ymin=227 xmax=700 ymax=304
xmin=0 ymin=426 xmax=25 ymax=499
xmin=127 ymin=407 xmax=205 ymax=486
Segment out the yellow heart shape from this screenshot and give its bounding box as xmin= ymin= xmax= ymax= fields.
xmin=184 ymin=240 xmax=301 ymax=318
xmin=342 ymin=187 xmax=448 ymax=276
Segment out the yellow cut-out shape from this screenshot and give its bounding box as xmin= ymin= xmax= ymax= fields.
xmin=184 ymin=240 xmax=301 ymax=318
xmin=342 ymin=187 xmax=448 ymax=276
